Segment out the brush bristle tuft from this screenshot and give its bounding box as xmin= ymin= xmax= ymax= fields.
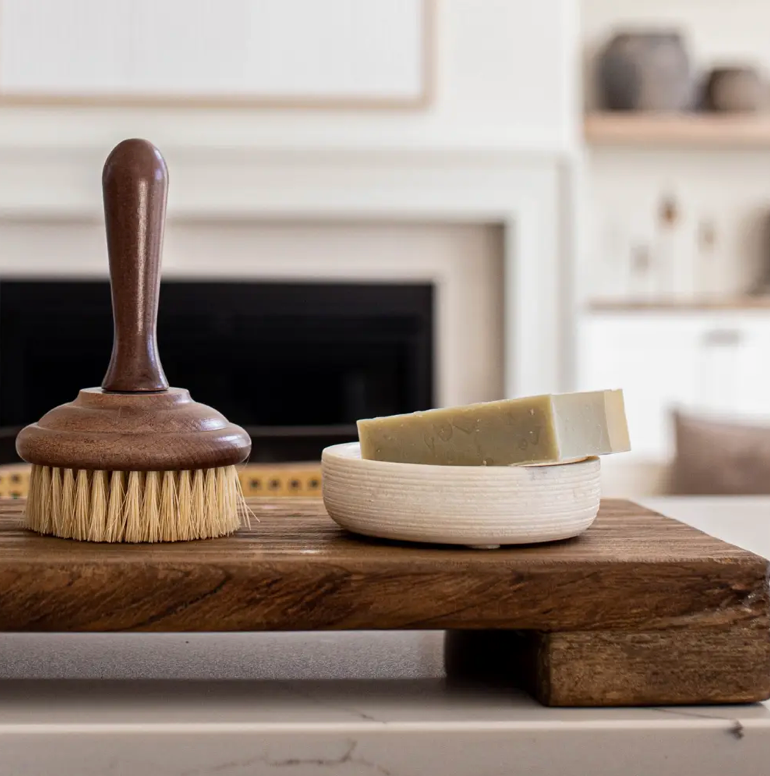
xmin=24 ymin=465 xmax=245 ymax=543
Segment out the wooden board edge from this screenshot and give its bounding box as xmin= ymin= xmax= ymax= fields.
xmin=603 ymin=498 xmax=770 ymax=564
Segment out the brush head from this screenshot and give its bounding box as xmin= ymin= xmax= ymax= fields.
xmin=16 ymin=387 xmax=251 ymax=472
xmin=24 ymin=466 xmax=244 ymax=542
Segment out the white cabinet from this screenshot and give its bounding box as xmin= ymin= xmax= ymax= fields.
xmin=729 ymin=318 xmax=770 ymax=417
xmin=578 ymin=312 xmax=770 ymax=460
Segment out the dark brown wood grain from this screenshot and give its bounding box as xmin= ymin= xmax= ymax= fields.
xmin=15 ymin=388 xmax=252 ymax=471
xmin=0 ymin=498 xmax=766 ymax=633
xmin=14 ymin=139 xmax=252 ymax=471
xmin=101 ymin=138 xmax=169 ymax=393
xmin=533 ymin=628 xmax=770 ymax=706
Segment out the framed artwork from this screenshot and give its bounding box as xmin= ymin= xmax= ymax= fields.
xmin=0 ymin=0 xmax=434 ymax=108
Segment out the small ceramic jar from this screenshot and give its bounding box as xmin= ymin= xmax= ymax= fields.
xmin=703 ymin=66 xmax=765 ymax=112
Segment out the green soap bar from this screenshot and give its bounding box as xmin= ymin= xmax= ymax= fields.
xmin=357 ymin=390 xmax=631 ymax=466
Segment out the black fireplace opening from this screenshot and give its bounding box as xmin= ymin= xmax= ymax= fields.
xmin=0 ymin=281 xmax=434 ymax=463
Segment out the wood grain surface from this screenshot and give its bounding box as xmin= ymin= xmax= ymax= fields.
xmin=0 ymin=498 xmax=766 ymax=634
xmin=100 ymin=139 xmax=169 ymax=393
xmin=15 ymin=388 xmax=252 ymax=472
xmin=533 ymin=628 xmax=770 ymax=706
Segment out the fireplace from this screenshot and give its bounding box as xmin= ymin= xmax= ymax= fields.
xmin=0 ymin=280 xmax=434 ymax=464
xmin=0 ymin=148 xmax=565 ymax=450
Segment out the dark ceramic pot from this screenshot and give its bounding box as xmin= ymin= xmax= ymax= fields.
xmin=598 ymin=31 xmax=692 ymax=111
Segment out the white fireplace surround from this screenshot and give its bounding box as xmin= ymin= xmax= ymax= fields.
xmin=0 ymin=146 xmax=571 ymax=404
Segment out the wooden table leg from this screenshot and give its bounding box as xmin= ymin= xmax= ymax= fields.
xmin=444 ymin=627 xmax=770 ymax=707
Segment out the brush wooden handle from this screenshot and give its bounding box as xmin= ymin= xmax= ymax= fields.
xmin=101 ymin=138 xmax=169 ymax=393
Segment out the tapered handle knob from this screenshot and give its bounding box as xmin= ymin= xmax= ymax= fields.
xmin=101 ymin=138 xmax=169 ymax=393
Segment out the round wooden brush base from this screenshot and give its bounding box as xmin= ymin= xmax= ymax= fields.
xmin=16 ymin=387 xmax=251 ymax=472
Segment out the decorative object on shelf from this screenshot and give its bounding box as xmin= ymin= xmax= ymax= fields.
xmin=627 ymin=243 xmax=656 ymax=301
xmin=696 ymin=218 xmax=720 ymax=299
xmin=597 ymin=30 xmax=692 ymax=111
xmin=655 ymin=193 xmax=693 ymax=300
xmin=703 ymin=66 xmax=765 ymax=113
xmin=752 ymin=211 xmax=770 ymax=295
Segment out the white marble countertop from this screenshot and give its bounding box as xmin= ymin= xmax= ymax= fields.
xmin=1 ymin=496 xmax=769 ymax=775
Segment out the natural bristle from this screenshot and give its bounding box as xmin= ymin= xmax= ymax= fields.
xmin=25 ymin=465 xmax=245 ymax=542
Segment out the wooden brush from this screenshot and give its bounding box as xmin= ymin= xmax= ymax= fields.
xmin=15 ymin=139 xmax=252 ymax=542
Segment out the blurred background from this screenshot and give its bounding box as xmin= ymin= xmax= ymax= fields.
xmin=0 ymin=0 xmax=769 ymax=498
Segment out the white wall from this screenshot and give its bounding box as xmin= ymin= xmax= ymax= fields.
xmin=0 ymin=0 xmax=578 ymax=155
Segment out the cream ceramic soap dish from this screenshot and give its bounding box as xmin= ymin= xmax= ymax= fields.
xmin=321 ymin=442 xmax=601 ymax=549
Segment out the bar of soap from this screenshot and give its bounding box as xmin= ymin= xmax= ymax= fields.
xmin=357 ymin=390 xmax=630 ymax=466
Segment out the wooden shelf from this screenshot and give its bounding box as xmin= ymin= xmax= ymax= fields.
xmin=584 ymin=113 xmax=770 ymax=147
xmin=588 ymin=297 xmax=770 ymax=313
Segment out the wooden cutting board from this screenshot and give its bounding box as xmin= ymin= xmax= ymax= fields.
xmin=0 ymin=497 xmax=767 ymax=708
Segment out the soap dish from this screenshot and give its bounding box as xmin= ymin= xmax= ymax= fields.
xmin=321 ymin=442 xmax=601 ymax=549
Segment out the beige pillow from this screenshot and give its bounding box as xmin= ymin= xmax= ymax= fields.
xmin=671 ymin=410 xmax=770 ymax=495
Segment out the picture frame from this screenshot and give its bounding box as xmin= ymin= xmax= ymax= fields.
xmin=0 ymin=0 xmax=435 ymax=109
